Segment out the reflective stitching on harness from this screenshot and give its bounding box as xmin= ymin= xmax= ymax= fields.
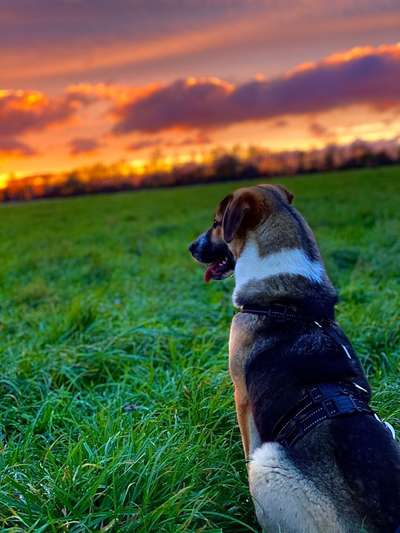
xmin=341 ymin=344 xmax=352 ymax=359
xmin=277 ymin=401 xmax=313 ymax=434
xmin=273 ymin=383 xmax=373 ymax=448
xmin=302 ymin=416 xmax=327 ymax=433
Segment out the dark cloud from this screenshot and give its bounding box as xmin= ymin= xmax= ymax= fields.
xmin=112 ymin=45 xmax=400 ymax=134
xmin=309 ymin=122 xmax=329 ymax=138
xmin=0 ymin=90 xmax=94 ymax=138
xmin=127 ymin=132 xmax=211 ymax=151
xmin=274 ymin=119 xmax=289 ymax=128
xmin=178 ymin=132 xmax=211 ymax=146
xmin=127 ymin=132 xmax=212 ymax=152
xmin=113 ymin=79 xmax=234 ymax=133
xmin=127 ymin=139 xmax=163 ymax=151
xmin=0 ymin=138 xmax=37 ymax=156
xmin=69 ymin=137 xmax=101 ymax=155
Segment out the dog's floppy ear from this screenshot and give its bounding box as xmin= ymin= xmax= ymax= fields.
xmin=274 ymin=184 xmax=294 ymax=204
xmin=217 ymin=194 xmax=233 ymax=219
xmin=222 ymin=193 xmax=252 ymax=243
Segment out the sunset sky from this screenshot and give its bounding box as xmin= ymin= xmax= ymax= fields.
xmin=1 ymin=0 xmax=400 ymax=179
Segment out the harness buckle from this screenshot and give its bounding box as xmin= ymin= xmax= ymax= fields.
xmin=322 ymin=398 xmax=339 ymax=416
xmin=321 ymin=395 xmax=362 ymax=418
xmin=308 ymin=385 xmax=323 ymax=402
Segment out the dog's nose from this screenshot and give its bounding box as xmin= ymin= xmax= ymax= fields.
xmin=188 ymin=241 xmax=197 ymax=254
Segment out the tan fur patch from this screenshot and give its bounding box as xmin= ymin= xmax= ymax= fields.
xmin=229 ymin=313 xmax=260 ymax=458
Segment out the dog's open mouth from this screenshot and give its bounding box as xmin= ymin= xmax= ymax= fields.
xmin=204 ymin=251 xmax=235 ymax=282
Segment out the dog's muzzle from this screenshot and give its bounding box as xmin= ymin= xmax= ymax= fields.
xmin=189 ymin=232 xmax=235 ymax=282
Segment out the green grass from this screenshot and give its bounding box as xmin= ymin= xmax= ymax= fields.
xmin=0 ymin=166 xmax=399 ymax=531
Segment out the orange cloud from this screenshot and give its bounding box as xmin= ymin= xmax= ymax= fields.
xmin=69 ymin=137 xmax=101 ymax=156
xmin=0 ymin=88 xmax=95 ymax=138
xmin=325 ymin=43 xmax=400 ymax=65
xmin=67 ymin=83 xmax=161 ymax=105
xmin=291 ymin=43 xmax=400 ymax=75
xmin=0 ymin=138 xmax=36 ymax=157
xmin=111 ymin=43 xmax=400 ymax=134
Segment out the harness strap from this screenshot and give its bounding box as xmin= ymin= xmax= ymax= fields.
xmin=239 ymin=303 xmax=322 ymax=323
xmin=273 ymin=383 xmax=373 ymax=448
xmin=239 ymin=304 xmax=352 ymax=359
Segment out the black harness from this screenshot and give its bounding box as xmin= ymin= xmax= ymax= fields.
xmin=239 ymin=303 xmax=375 ymax=448
xmin=272 ymin=382 xmax=372 ymax=447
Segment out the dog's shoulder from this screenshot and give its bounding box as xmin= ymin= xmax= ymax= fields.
xmin=229 ymin=313 xmax=257 ymax=378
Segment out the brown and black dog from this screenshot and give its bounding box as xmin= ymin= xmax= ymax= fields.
xmin=189 ymin=184 xmax=400 ymax=532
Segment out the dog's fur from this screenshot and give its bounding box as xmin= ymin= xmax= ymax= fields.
xmin=189 ymin=184 xmax=400 ymax=532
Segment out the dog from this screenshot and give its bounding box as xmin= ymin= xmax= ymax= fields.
xmin=189 ymin=184 xmax=400 ymax=532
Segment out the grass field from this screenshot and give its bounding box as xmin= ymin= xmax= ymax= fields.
xmin=0 ymin=166 xmax=399 ymax=531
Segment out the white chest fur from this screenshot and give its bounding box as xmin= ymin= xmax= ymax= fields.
xmin=233 ymin=237 xmax=325 ymax=302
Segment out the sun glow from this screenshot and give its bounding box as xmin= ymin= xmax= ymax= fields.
xmin=0 ymin=174 xmax=9 ymax=189
xmin=25 ymin=92 xmax=44 ymax=106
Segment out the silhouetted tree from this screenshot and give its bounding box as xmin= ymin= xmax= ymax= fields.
xmin=213 ymin=154 xmax=240 ymax=181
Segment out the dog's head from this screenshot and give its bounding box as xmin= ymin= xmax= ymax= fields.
xmin=188 ymin=184 xmax=293 ymax=282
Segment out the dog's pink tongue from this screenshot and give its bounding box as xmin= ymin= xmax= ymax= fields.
xmin=204 ymin=264 xmax=215 ymax=283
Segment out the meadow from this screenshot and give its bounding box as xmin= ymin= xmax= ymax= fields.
xmin=0 ymin=166 xmax=399 ymax=532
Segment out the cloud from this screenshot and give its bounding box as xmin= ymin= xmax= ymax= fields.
xmin=69 ymin=137 xmax=101 ymax=156
xmin=0 ymin=89 xmax=95 ymax=138
xmin=67 ymin=83 xmax=160 ymax=105
xmin=127 ymin=132 xmax=211 ymax=152
xmin=2 ymin=1 xmax=400 ymax=87
xmin=178 ymin=132 xmax=211 ymax=146
xmin=112 ymin=43 xmax=400 ymax=134
xmin=0 ymin=7 xmax=274 ymax=83
xmin=308 ymin=121 xmax=339 ymax=143
xmin=0 ymin=138 xmax=37 ymax=157
xmin=309 ymin=122 xmax=329 ymax=138
xmin=127 ymin=139 xmax=163 ymax=152
xmin=274 ymin=119 xmax=289 ymax=128
xmin=113 ymin=77 xmax=234 ymax=134
xmin=0 ymin=3 xmax=297 ymax=82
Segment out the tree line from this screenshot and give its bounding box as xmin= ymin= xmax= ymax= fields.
xmin=1 ymin=138 xmax=399 ymax=202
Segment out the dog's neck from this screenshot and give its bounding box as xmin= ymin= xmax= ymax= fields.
xmin=232 ymin=227 xmax=337 ymax=316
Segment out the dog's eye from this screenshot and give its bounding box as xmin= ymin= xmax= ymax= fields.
xmin=212 ymin=219 xmax=220 ymax=229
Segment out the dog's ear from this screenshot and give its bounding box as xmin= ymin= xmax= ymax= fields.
xmin=222 ymin=192 xmax=253 ymax=243
xmin=274 ymin=184 xmax=294 ymax=204
xmin=217 ymin=194 xmax=233 ymax=219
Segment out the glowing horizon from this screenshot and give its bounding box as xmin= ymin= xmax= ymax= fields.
xmin=1 ymin=1 xmax=400 ymax=180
